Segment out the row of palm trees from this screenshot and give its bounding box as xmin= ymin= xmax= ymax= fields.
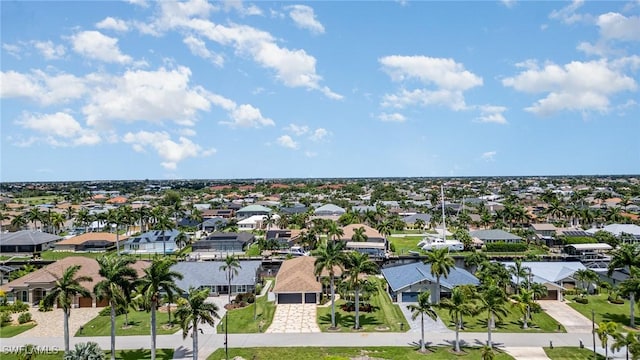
xmin=42 ymin=255 xmax=217 ymax=360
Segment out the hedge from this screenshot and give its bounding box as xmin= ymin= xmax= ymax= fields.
xmin=485 ymin=242 xmax=528 ymax=252
xmin=563 ymin=237 xmax=598 ymax=245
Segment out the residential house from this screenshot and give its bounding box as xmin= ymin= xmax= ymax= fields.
xmin=54 ymin=232 xmax=121 ymax=252
xmin=171 ymin=260 xmax=261 ymax=296
xmin=381 ymin=262 xmax=479 ymax=303
xmin=340 ymin=224 xmax=388 ymax=258
xmin=0 ymin=230 xmax=62 ymax=254
xmin=530 ymin=223 xmax=558 ymax=246
xmin=236 ymin=205 xmax=272 ymax=219
xmin=123 ymin=229 xmax=181 ymax=254
xmin=191 ymin=232 xmax=254 ymax=253
xmin=501 ymin=261 xmax=587 ymax=300
xmin=272 ymin=256 xmax=341 ymax=304
xmin=587 ymin=224 xmax=640 ymax=244
xmin=402 ymin=214 xmax=432 ymax=229
xmin=202 ymin=217 xmax=227 ymax=232
xmin=470 ymin=229 xmax=522 ymax=245
xmin=265 ymin=229 xmax=301 ymax=248
xmin=202 ymin=208 xmax=235 ymax=219
xmin=313 ymin=204 xmax=346 ymax=216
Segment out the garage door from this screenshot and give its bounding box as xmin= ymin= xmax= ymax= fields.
xmin=539 ymin=290 xmax=558 ymax=300
xmin=304 ymin=293 xmax=317 ymax=304
xmin=78 ymin=296 xmax=93 ymax=308
xmin=278 ymin=293 xmax=302 ymax=304
xmin=401 ymin=292 xmax=420 ymax=302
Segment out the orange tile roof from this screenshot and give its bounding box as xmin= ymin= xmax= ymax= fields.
xmin=55 ymin=232 xmax=126 ymax=245
xmin=340 ymin=224 xmax=383 ymax=240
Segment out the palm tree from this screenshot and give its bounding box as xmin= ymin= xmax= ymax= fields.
xmin=618 ymin=266 xmax=640 ymax=329
xmin=10 ymin=214 xmax=27 ymax=231
xmin=612 ymin=330 xmax=640 ymax=360
xmin=609 ymin=245 xmax=640 ymax=328
xmin=351 ymin=227 xmax=368 ymax=242
xmin=574 ymin=269 xmax=599 ymax=295
xmin=438 ymin=286 xmax=477 ymax=352
xmin=508 ymin=259 xmax=528 ymax=295
xmin=219 ymin=254 xmax=241 ymax=360
xmin=478 ymin=284 xmax=508 ymax=349
xmin=510 ymin=288 xmax=535 ymax=329
xmin=407 ymin=290 xmax=437 ymax=353
xmin=176 ymin=287 xmax=220 ymax=360
xmin=375 ymin=220 xmax=393 ymax=239
xmin=314 ymin=240 xmax=347 ymax=329
xmin=139 ymin=259 xmax=183 ymax=360
xmin=153 ymin=210 xmax=174 ymax=256
xmin=94 ymin=255 xmax=139 ymax=360
xmin=42 ymin=265 xmax=92 ymax=353
xmin=414 ymin=218 xmax=426 ymax=231
xmin=344 ymin=252 xmax=379 ymax=329
xmin=263 ymin=213 xmax=276 ymax=230
xmin=63 ymin=342 xmax=105 ymax=360
xmin=326 ymin=221 xmax=344 ymax=241
xmin=464 ymin=252 xmax=488 ymax=275
xmin=26 ymin=207 xmax=42 ymax=231
xmin=597 ymin=321 xmax=618 ymax=360
xmin=423 ymin=247 xmax=455 ymax=304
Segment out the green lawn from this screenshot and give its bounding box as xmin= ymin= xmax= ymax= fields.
xmin=0 ymin=323 xmax=36 ymax=337
xmin=1 ymin=349 xmax=174 ymax=360
xmin=544 ymin=347 xmax=605 ymax=360
xmin=216 ymin=291 xmax=276 ymax=333
xmin=435 ymin=303 xmax=565 ymax=333
xmin=207 ymin=346 xmax=514 ymax=360
xmin=76 ymin=310 xmax=178 ymax=336
xmin=38 ymin=250 xmax=114 ymax=260
xmin=245 ymin=243 xmax=262 ymax=257
xmin=388 ymin=236 xmax=424 ymax=255
xmin=317 ymin=279 xmax=409 ymax=332
xmin=566 ymin=293 xmax=637 ymax=330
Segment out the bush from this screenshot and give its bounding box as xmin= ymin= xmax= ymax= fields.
xmin=234 ymin=292 xmax=255 ymax=305
xmin=63 ymin=341 xmax=105 ymax=360
xmin=574 ymin=297 xmax=589 ymax=304
xmin=608 ymin=296 xmax=625 ymax=305
xmin=0 ymin=311 xmax=11 ymax=326
xmin=485 ymin=242 xmax=528 ymax=252
xmin=389 ymin=242 xmax=396 ymax=253
xmin=255 ymin=283 xmax=263 ymax=295
xmin=18 ymin=312 xmax=32 ymax=324
xmin=563 ymin=236 xmax=598 ymax=245
xmin=98 ymin=305 xmax=128 ymax=316
xmin=12 ymin=300 xmax=29 ymax=313
xmin=38 ymin=300 xmax=52 ymax=312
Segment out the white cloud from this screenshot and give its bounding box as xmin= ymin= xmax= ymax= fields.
xmin=179 ymin=128 xmax=197 ymax=137
xmin=287 ymin=5 xmax=325 ymax=34
xmin=309 ymin=128 xmax=329 ymax=142
xmin=597 ymin=12 xmax=640 ymax=41
xmin=501 ymin=0 xmax=516 ymax=9
xmin=378 ymin=112 xmax=406 ymax=122
xmin=183 ymin=35 xmax=224 ymax=66
xmin=83 ymin=66 xmax=211 ymax=128
xmin=221 ymin=0 xmax=263 ymax=16
xmin=549 ymin=0 xmax=586 ymax=24
xmin=70 ymin=30 xmax=132 ymax=64
xmin=380 ymin=55 xmax=483 ymax=91
xmin=0 ymin=70 xmax=86 ymax=105
xmin=381 ymin=88 xmax=467 ymax=111
xmin=16 ymin=112 xmax=101 ymax=146
xmin=475 ymin=105 xmax=508 ymax=124
xmin=96 ymin=17 xmax=130 ymax=32
xmin=502 ymin=59 xmax=637 ymax=115
xmin=123 ymin=130 xmax=215 ymax=170
xmin=2 ymin=43 xmax=22 ymax=58
xmin=276 ymin=135 xmax=298 ymax=149
xmin=481 ymin=151 xmax=497 ymax=162
xmin=206 ymin=93 xmax=274 ymax=128
xmin=284 ymin=123 xmax=309 ymax=135
xmin=32 ymin=41 xmax=66 ymax=60
xmin=126 ymin=0 xmax=148 ymax=7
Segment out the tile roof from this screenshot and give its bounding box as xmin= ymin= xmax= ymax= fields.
xmin=0 ymin=231 xmax=62 ymax=246
xmin=55 ymin=232 xmax=124 ymax=245
xmin=340 ymin=224 xmax=383 ymax=240
xmin=272 ymin=257 xmax=322 ymax=293
xmin=237 ymin=204 xmax=272 ymax=213
xmin=381 ymin=262 xmax=479 ymax=292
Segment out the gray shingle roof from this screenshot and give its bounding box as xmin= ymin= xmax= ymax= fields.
xmin=171 ymin=261 xmax=262 ymax=290
xmin=237 ymin=205 xmax=272 ymax=213
xmin=402 ymin=214 xmax=432 ymax=223
xmin=381 ymin=262 xmax=479 ymax=292
xmin=469 ymin=229 xmax=521 ymax=241
xmin=0 ymin=231 xmax=61 ymax=246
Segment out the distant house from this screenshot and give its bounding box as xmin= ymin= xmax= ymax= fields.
xmin=402 ymin=214 xmax=432 ymax=229
xmin=587 ymin=224 xmax=640 ymax=244
xmin=530 ymin=223 xmax=557 ymax=246
xmin=0 ymin=231 xmax=62 ymax=254
xmin=236 ymin=205 xmax=272 ymax=219
xmin=501 ymin=261 xmax=587 ymax=300
xmin=191 ymin=232 xmax=254 ymax=253
xmin=54 ymin=232 xmax=121 ymax=252
xmin=203 ymin=208 xmax=235 ymax=219
xmin=340 ymin=224 xmax=388 ymax=257
xmin=313 ymin=204 xmax=346 ymax=216
xmin=0 ymin=257 xmax=148 ymax=306
xmin=123 ymin=229 xmax=181 ymax=254
xmin=279 ymin=206 xmax=309 ymax=215
xmin=469 ymin=229 xmax=522 ymax=245
xmin=202 ymin=217 xmax=227 ymax=232
xmin=238 ymin=214 xmax=278 ymax=231
xmin=266 ymin=229 xmax=301 ymax=248
xmin=171 ymin=260 xmax=261 ymax=296
xmin=381 ymin=262 xmax=479 ymax=303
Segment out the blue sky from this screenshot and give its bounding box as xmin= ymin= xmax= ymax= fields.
xmin=1 ymin=0 xmax=639 ymax=182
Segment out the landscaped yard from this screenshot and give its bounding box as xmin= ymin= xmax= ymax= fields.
xmin=544 ymin=347 xmax=604 ymax=360
xmin=38 ymin=250 xmax=114 ymax=260
xmin=76 ymin=310 xmax=178 ymax=336
xmin=435 ymin=303 xmax=565 ymax=333
xmin=317 ymin=279 xmax=409 ymax=332
xmin=0 ymin=323 xmax=36 ymax=337
xmin=388 ymin=235 xmax=423 ymax=255
xmin=207 ymin=346 xmax=514 ymax=360
xmin=1 ymin=349 xmax=174 ymax=360
xmin=216 ymin=288 xmax=276 ymax=333
xmin=566 ymin=293 xmax=637 ymax=330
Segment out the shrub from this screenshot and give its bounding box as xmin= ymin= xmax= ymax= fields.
xmin=389 ymin=242 xmax=396 ymax=253
xmin=63 ymin=342 xmax=105 ymax=360
xmin=563 ymin=237 xmax=598 ymax=245
xmin=18 ymin=312 xmax=32 ymax=324
xmin=0 ymin=311 xmax=11 ymax=326
xmin=12 ymin=300 xmax=29 ymax=313
xmin=608 ymin=296 xmax=625 ymax=305
xmin=485 ymin=242 xmax=528 ymax=252
xmin=574 ymin=297 xmax=589 ymax=304
xmin=234 ymin=292 xmax=255 ymax=305
xmin=255 ymin=283 xmax=263 ymax=295
xmin=98 ymin=305 xmax=128 ymax=317
xmin=38 ymin=300 xmax=52 ymax=312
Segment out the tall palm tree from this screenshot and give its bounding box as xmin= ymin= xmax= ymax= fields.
xmin=94 ymin=255 xmax=139 ymax=360
xmin=438 ymin=286 xmax=477 ymax=352
xmin=26 ymin=207 xmax=42 ymax=231
xmin=219 ymin=255 xmax=241 ymax=360
xmin=263 ymin=213 xmax=276 ymax=230
xmin=618 ymin=266 xmax=640 ymax=329
xmin=326 ymin=221 xmax=344 ymax=241
xmin=464 ymin=252 xmax=488 ymax=275
xmin=510 ymin=288 xmax=535 ymax=329
xmin=314 ymin=240 xmax=347 ymax=329
xmin=139 ymin=259 xmax=183 ymax=360
xmin=609 ymin=244 xmax=640 ymax=328
xmin=154 ymin=210 xmax=174 ymax=256
xmin=573 ymin=269 xmax=599 ymax=294
xmin=612 ymin=330 xmax=640 ymax=360
xmin=478 ymin=284 xmax=508 ymax=349
xmin=508 ymin=259 xmax=528 ymax=295
xmin=597 ymin=321 xmax=618 ymax=360
xmin=375 ymin=220 xmax=393 ymax=239
xmin=42 ymin=265 xmax=92 ymax=353
xmin=407 ymin=291 xmax=437 ymax=353
xmin=351 ymin=227 xmax=368 ymax=242
xmin=345 ymin=252 xmax=379 ymax=329
xmin=423 ymin=247 xmax=455 ymax=304
xmin=176 ymin=287 xmax=220 ymax=360
xmin=10 ymin=214 xmax=27 ymax=231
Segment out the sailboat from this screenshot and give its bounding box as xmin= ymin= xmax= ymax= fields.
xmin=418 ymin=185 xmax=464 ymax=251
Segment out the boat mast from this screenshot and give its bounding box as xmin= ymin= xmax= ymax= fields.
xmin=441 ymin=185 xmax=446 ymax=242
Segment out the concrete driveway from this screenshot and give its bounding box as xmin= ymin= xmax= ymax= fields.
xmin=266 ymin=304 xmax=320 ymax=333
xmin=539 ymin=300 xmax=594 ymax=333
xmin=16 ymin=307 xmax=101 ymax=338
xmin=504 ymin=347 xmax=551 ymax=359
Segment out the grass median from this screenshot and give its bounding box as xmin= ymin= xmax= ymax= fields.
xmin=76 ymin=309 xmax=177 ymax=336
xmin=1 ymin=349 xmax=174 ymax=360
xmin=435 ymin=304 xmax=564 ymax=333
xmin=0 ymin=323 xmax=36 ymax=338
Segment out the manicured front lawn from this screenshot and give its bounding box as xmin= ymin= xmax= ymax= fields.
xmin=0 ymin=349 xmax=174 ymax=360
xmin=317 ymin=279 xmax=409 ymax=332
xmin=544 ymin=347 xmax=605 ymax=360
xmin=436 ymin=304 xmax=564 ymax=333
xmin=76 ymin=310 xmax=178 ymax=336
xmin=207 ymin=346 xmax=514 ymax=360
xmin=388 ymin=236 xmax=424 ymax=255
xmin=566 ymin=294 xmax=636 ymax=330
xmin=38 ymin=250 xmax=113 ymax=260
xmin=216 ymin=291 xmax=276 ymax=333
xmin=0 ymin=323 xmax=36 ymax=337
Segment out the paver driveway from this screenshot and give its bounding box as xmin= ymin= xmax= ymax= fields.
xmin=266 ymin=304 xmax=320 ymax=333
xmin=16 ymin=307 xmax=101 ymax=338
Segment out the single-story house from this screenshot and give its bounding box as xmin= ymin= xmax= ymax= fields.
xmin=202 ymin=217 xmax=228 ymax=232
xmin=122 ymin=229 xmax=181 ymax=254
xmin=54 ymin=232 xmax=121 ymax=252
xmin=340 ymin=224 xmax=388 ymax=257
xmin=0 ymin=230 xmax=62 ymax=254
xmin=0 ymin=257 xmax=148 ymax=307
xmin=500 ymin=261 xmax=587 ymax=300
xmin=402 ymin=214 xmax=432 ymax=229
xmin=238 ymin=214 xmax=280 ymax=231
xmin=236 ymin=205 xmax=272 ymax=219
xmin=470 ymin=229 xmax=522 ymax=244
xmin=171 ymin=260 xmax=262 ymax=296
xmin=191 ymin=232 xmax=255 ymax=253
xmin=587 ymin=224 xmax=640 ymax=244
xmin=530 ymin=223 xmax=557 ymax=243
xmin=272 ymin=256 xmax=341 ymax=304
xmin=279 ymin=206 xmax=309 ymax=215
xmin=381 ymin=262 xmax=479 ymax=303
xmin=266 ymin=229 xmax=301 ymax=248
xmin=202 ymin=209 xmax=235 ymax=219
xmin=313 ymin=204 xmax=346 ymax=216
